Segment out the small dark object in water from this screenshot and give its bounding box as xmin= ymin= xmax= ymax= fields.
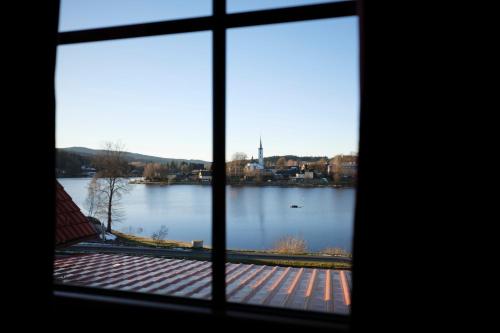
xmin=290 ymin=204 xmax=301 ymax=208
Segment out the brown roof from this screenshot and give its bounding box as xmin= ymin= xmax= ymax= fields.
xmin=55 ymin=181 xmax=98 ymax=248
xmin=54 ymin=253 xmax=351 ymax=314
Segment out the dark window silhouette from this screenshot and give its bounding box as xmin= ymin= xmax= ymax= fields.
xmin=52 ymin=0 xmax=358 ymax=328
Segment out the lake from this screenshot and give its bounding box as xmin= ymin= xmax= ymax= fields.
xmin=58 ymin=178 xmax=355 ymax=252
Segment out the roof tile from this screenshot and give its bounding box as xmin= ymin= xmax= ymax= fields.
xmin=55 ymin=180 xmax=98 ymax=248
xmin=54 ymin=253 xmax=351 ymax=315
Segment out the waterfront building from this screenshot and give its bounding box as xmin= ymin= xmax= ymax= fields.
xmin=304 ymin=171 xmax=314 ymax=179
xmin=198 ymin=170 xmax=212 ymax=182
xmin=328 ymin=154 xmax=358 ymax=180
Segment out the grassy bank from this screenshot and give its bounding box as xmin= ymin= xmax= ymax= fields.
xmin=112 ymin=230 xmax=194 ymax=249
xmin=113 ymin=231 xmax=351 ymax=257
xmin=109 ymin=231 xmax=351 ymax=270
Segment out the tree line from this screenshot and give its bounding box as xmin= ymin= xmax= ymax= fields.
xmin=56 ymin=150 xmax=93 ymax=176
xmin=57 ymin=149 xmax=205 ymax=178
xmin=142 ymin=161 xmax=206 ymax=181
xmin=263 ymin=155 xmax=329 ymax=165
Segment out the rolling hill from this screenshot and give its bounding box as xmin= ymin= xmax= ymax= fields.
xmin=58 ymin=147 xmax=210 ymax=165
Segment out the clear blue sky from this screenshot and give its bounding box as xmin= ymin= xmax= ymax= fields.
xmin=56 ymin=1 xmax=358 ymax=162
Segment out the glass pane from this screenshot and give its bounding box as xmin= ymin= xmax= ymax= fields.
xmin=228 ymin=0 xmax=346 ymax=13
xmin=59 ymin=0 xmax=212 ymax=32
xmin=226 ymin=17 xmax=358 ymax=314
xmin=54 ymin=33 xmax=213 ymax=300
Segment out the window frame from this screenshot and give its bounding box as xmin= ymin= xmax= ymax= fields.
xmin=52 ymin=0 xmax=359 ymax=329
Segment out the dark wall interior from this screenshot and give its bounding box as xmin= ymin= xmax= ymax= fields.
xmin=5 ymin=1 xmax=447 ymax=331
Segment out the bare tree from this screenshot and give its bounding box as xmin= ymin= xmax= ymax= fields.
xmin=231 ymin=152 xmax=247 ymax=162
xmin=85 ymin=177 xmax=106 ymax=219
xmin=92 ymin=142 xmax=130 ymax=233
xmin=151 ymin=225 xmax=169 ymax=247
xmin=309 ymin=158 xmax=328 ymax=173
xmin=143 ymin=162 xmax=170 ymax=181
xmin=143 ymin=163 xmax=155 ymax=181
xmin=276 ymin=157 xmax=287 ymax=170
xmin=229 ymin=152 xmax=248 ymax=177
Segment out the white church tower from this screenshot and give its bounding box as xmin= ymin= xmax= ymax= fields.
xmin=258 ymin=136 xmax=264 ymax=167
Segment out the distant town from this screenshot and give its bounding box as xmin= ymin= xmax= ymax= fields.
xmin=224 ymin=138 xmax=357 ymax=187
xmin=56 ymin=138 xmax=357 ymax=187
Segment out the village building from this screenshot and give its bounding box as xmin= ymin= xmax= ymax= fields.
xmin=198 ymin=170 xmax=212 ymax=183
xmin=80 ymin=165 xmax=96 ymax=177
xmin=328 ymin=154 xmax=358 ymax=181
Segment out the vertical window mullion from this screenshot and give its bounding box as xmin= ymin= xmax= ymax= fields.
xmin=212 ymin=0 xmax=227 ymax=313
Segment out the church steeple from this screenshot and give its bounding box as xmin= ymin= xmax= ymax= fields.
xmin=258 ymin=136 xmax=264 ymax=167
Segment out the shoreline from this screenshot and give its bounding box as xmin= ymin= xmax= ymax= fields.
xmin=110 ymin=230 xmax=352 ymax=259
xmin=57 ymin=177 xmax=355 ymax=189
xmin=129 ymin=179 xmax=355 ymax=189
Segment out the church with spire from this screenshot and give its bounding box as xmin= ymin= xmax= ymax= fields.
xmin=258 ymin=136 xmax=264 ymax=167
xmin=245 ymin=137 xmax=265 ymax=172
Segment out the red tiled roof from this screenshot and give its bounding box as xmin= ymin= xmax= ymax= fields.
xmin=56 ymin=181 xmax=98 ymax=248
xmin=54 ymin=253 xmax=351 ymax=314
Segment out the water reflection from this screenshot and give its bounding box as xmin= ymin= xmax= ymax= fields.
xmin=258 ymin=187 xmax=266 ymax=247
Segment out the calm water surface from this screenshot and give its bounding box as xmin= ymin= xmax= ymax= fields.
xmin=58 ymin=178 xmax=355 ymax=252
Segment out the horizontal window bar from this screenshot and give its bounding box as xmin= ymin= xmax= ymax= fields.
xmin=58 ymin=2 xmax=356 ymax=45
xmin=54 ymin=290 xmax=213 ymax=315
xmin=53 ymin=283 xmax=213 ymax=308
xmin=58 ymin=15 xmax=214 ymax=45
xmin=225 ymin=301 xmax=351 ymax=326
xmin=226 ymin=1 xmax=356 ymax=29
xmin=226 ymin=309 xmax=349 ymax=332
xmin=53 ymin=288 xmax=349 ymax=329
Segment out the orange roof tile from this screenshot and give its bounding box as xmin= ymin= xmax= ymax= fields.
xmin=54 ymin=253 xmax=351 ymax=314
xmin=55 ymin=181 xmax=98 ymax=248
